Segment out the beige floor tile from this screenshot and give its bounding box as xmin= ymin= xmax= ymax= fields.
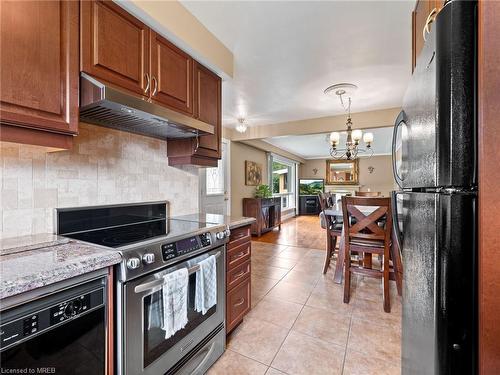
xmin=267 ymin=256 xmax=299 ymax=269
xmin=282 ymin=269 xmax=320 ymax=286
xmin=303 ymin=248 xmax=327 ymax=258
xmin=350 ymin=278 xmax=399 ymax=303
xmin=252 ymin=242 xmax=288 ymax=253
xmin=228 ymin=317 xmax=289 ymax=365
xmin=306 ymin=291 xmax=353 ymax=315
xmin=291 ymin=262 xmax=323 ymax=274
xmin=313 ymin=275 xmax=346 ymax=296
xmin=208 ymin=349 xmax=268 ymax=375
xmin=292 ymin=305 xmax=350 ymax=347
xmin=267 ymin=280 xmax=315 ymax=304
xmin=248 ymin=296 xmax=303 ymax=329
xmin=351 ymin=297 xmax=402 ymax=329
xmin=342 ymin=348 xmax=400 ymax=375
xmin=252 ymin=263 xmax=290 ymax=280
xmin=252 ymin=293 xmax=263 ymax=308
xmin=347 ymin=319 xmax=401 ymax=363
xmin=265 ymin=368 xmax=287 ymax=375
xmin=275 ymin=247 xmax=307 ymax=260
xmin=252 ymin=276 xmax=279 ymax=298
xmin=271 ymin=331 xmax=344 ymax=375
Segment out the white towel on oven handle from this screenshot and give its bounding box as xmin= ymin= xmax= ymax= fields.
xmin=161 ymin=267 xmax=189 ymax=339
xmin=194 ymin=255 xmax=217 ymax=315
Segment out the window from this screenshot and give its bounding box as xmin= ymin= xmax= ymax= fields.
xmin=269 ymin=154 xmax=297 ymax=210
xmin=206 ymin=159 xmax=224 ymax=195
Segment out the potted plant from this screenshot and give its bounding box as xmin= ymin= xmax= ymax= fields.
xmin=254 ymin=184 xmax=272 ymax=199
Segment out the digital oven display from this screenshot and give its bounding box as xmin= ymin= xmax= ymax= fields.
xmin=176 ymin=236 xmax=200 ymax=255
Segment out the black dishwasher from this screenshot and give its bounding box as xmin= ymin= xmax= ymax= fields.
xmin=0 ymin=277 xmax=107 ymax=374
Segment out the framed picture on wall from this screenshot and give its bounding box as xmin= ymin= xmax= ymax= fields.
xmin=326 ymin=159 xmax=359 ymax=185
xmin=245 ymin=160 xmax=263 ymax=185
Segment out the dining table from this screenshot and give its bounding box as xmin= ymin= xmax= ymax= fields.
xmin=321 ymin=202 xmax=403 ymax=295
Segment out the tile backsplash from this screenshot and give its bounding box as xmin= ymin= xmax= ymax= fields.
xmin=0 ymin=123 xmax=199 ymax=239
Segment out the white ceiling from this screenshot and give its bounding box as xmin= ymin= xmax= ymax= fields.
xmin=181 ymin=1 xmax=414 ymax=129
xmin=263 ymin=126 xmax=393 ymax=159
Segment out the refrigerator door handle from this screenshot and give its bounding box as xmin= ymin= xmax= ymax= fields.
xmin=391 ymin=191 xmax=403 ymax=251
xmin=392 ymin=111 xmax=406 ymax=190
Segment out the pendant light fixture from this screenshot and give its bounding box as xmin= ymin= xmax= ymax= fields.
xmin=324 ymin=83 xmax=374 ymax=160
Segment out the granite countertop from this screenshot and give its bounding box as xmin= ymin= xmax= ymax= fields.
xmin=0 ymin=234 xmax=122 ymax=300
xmin=172 ymin=213 xmax=255 ymax=229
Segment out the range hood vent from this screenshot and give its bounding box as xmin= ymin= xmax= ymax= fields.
xmin=79 ymin=73 xmax=214 ymax=139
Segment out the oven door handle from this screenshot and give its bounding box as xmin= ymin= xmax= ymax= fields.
xmin=134 ymin=251 xmax=222 ymax=294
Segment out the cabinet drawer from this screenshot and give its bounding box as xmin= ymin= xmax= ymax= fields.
xmin=227 ymin=241 xmax=251 ymax=270
xmin=226 ymin=278 xmax=251 ymax=333
xmin=228 ymin=225 xmax=251 ymax=249
xmin=227 ymin=260 xmax=251 ymax=291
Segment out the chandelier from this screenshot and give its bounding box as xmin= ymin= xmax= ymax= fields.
xmin=324 ymin=83 xmax=374 ymax=160
xmin=236 ymin=118 xmax=248 ymax=133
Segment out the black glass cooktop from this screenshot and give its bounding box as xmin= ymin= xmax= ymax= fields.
xmin=57 ymin=202 xmax=218 ymax=248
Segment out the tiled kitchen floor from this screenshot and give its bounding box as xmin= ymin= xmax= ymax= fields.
xmin=209 ymin=241 xmax=402 ymax=375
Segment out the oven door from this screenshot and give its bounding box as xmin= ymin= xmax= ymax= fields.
xmin=122 ymin=247 xmax=225 ymax=375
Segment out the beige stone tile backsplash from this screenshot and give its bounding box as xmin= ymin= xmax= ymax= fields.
xmin=0 ymin=123 xmax=199 ymax=239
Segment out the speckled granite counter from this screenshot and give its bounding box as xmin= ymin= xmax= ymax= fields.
xmin=171 ymin=213 xmax=255 ymax=229
xmin=0 ymin=234 xmax=121 ymax=300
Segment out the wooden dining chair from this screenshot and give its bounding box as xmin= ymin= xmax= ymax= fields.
xmin=341 ymin=196 xmax=393 ymax=312
xmin=355 ymin=191 xmax=382 ymax=197
xmin=318 ymin=193 xmax=342 ymax=274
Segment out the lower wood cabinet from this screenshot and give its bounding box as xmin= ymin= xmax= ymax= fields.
xmin=226 ymin=277 xmax=251 ymax=333
xmin=226 ymin=225 xmax=252 ymax=334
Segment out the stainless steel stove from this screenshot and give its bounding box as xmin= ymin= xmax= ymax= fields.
xmin=56 ymin=202 xmax=229 ymax=375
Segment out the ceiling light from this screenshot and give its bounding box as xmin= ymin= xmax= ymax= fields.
xmin=325 ymin=83 xmax=374 ymax=160
xmin=236 ymin=118 xmax=248 ymax=133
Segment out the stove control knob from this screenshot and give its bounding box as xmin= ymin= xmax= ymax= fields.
xmin=126 ymin=257 xmax=141 ymax=270
xmin=142 ymin=253 xmax=155 ymax=264
xmin=216 ymin=231 xmax=225 ymax=240
xmin=224 ymin=229 xmax=231 ymax=237
xmin=64 ymin=302 xmax=75 ymax=317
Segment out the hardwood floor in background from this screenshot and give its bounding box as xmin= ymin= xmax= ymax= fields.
xmin=254 ymin=216 xmax=326 ymax=250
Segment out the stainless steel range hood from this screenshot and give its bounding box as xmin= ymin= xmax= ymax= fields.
xmin=79 ymin=73 xmax=214 ymax=139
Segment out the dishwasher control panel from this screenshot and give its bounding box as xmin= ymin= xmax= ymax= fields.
xmin=0 ymin=287 xmax=103 ymax=350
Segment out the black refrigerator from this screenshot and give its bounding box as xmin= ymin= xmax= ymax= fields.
xmin=391 ymin=1 xmax=477 ymax=374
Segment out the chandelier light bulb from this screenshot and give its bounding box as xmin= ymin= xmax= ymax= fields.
xmin=352 ymin=129 xmax=363 ymax=142
xmin=330 ymin=132 xmax=340 ymax=145
xmin=363 ymin=132 xmax=374 ymax=144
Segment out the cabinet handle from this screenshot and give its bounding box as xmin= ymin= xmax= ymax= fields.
xmin=232 ymin=251 xmax=246 ymax=260
xmin=151 ymin=76 xmax=158 ymax=96
xmin=233 ymin=269 xmax=247 ymax=278
xmin=144 ymin=73 xmax=150 ymax=95
xmin=234 ymin=298 xmax=245 ymax=307
xmin=422 ymin=8 xmax=438 ymax=42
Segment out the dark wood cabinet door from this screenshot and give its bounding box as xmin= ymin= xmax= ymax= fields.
xmin=226 ymin=277 xmax=251 ymax=333
xmin=412 ymin=0 xmax=430 ymax=71
xmin=412 ymin=0 xmax=445 ymax=72
xmin=0 ymin=0 xmax=78 ymax=135
xmin=81 ymin=0 xmax=150 ymax=97
xmin=193 ymin=62 xmax=222 ymax=158
xmin=150 ymin=32 xmax=193 ymax=115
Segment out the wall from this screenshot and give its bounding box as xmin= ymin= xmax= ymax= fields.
xmin=230 ymin=142 xmax=268 ymax=217
xmin=0 ymin=123 xmax=199 ymax=239
xmin=230 ymin=107 xmax=401 ymax=141
xmin=300 ymin=155 xmax=395 ymax=196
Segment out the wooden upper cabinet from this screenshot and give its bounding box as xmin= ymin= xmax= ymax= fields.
xmin=81 ymin=0 xmax=150 ymax=97
xmin=193 ymin=62 xmax=222 ymax=158
xmin=0 ymin=0 xmax=79 ymax=140
xmin=150 ymin=32 xmax=193 ymax=115
xmin=412 ymin=0 xmax=445 ymax=72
